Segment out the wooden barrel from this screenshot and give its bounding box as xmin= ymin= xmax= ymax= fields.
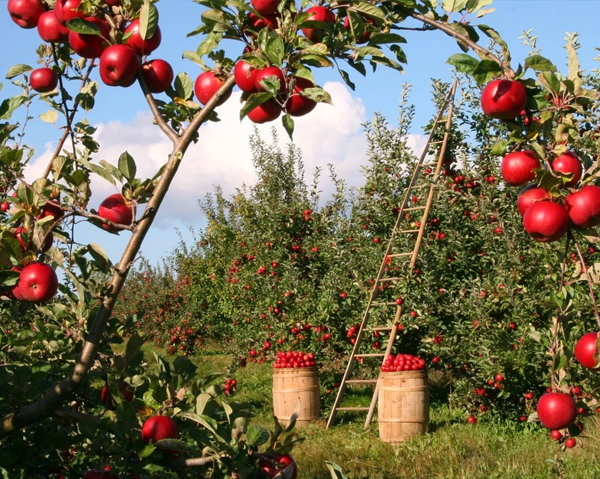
xmin=272 ymin=367 xmax=320 ymax=426
xmin=378 ymin=370 xmax=429 ymax=442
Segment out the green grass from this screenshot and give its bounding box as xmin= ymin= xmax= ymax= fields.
xmin=141 ymin=346 xmax=600 ymax=479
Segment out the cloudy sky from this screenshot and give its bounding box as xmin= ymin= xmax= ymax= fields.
xmin=3 ymin=0 xmax=599 ymax=265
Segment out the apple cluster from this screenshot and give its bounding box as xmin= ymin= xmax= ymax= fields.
xmin=480 ymin=79 xmax=600 ymax=243
xmin=100 ymin=380 xmax=134 ymax=410
xmin=273 ymin=350 xmax=316 ymax=368
xmin=223 ymin=377 xmax=237 ymax=396
xmin=380 ymin=353 xmax=426 ymax=372
xmin=7 ymin=0 xmax=175 ymax=93
xmin=259 ymin=453 xmax=297 ymax=479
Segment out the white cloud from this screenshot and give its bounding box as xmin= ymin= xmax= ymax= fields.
xmin=23 ymin=82 xmax=425 ymax=263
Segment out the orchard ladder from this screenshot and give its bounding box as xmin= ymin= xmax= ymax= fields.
xmin=326 ymin=80 xmax=458 ymax=429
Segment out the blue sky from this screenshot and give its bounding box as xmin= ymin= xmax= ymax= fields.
xmin=1 ymin=1 xmax=598 ymax=266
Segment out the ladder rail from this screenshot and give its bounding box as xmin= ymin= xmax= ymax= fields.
xmin=326 ymin=80 xmax=458 ymax=430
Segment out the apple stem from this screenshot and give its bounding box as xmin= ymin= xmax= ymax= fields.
xmin=569 ymin=230 xmax=600 ymax=329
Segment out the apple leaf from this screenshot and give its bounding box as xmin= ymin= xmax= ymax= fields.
xmin=88 ymin=242 xmax=113 ymax=273
xmin=265 ymin=35 xmax=285 ymax=67
xmin=99 ymin=160 xmax=124 ymax=184
xmin=0 ymin=95 xmax=27 ymax=120
xmin=174 ymin=73 xmax=194 ymax=101
xmin=447 ymin=54 xmax=479 ymax=74
xmin=246 ymin=424 xmax=270 ymax=446
xmin=125 ymin=332 xmax=144 ymax=366
xmin=139 ymin=0 xmax=159 ymax=41
xmin=6 ymin=64 xmax=32 ymax=80
xmin=239 ymin=92 xmax=273 ymax=120
xmin=442 ymin=0 xmax=468 ymax=12
xmin=524 ymin=55 xmax=556 ymax=73
xmin=118 ymin=151 xmax=137 ymax=182
xmin=66 ymin=18 xmax=102 ymax=35
xmin=478 ymin=25 xmax=511 ymax=64
xmin=467 ymin=0 xmax=493 ymax=13
xmin=138 ymin=443 xmax=156 ymax=459
xmin=326 ymin=462 xmax=348 ymax=479
xmin=282 ymin=114 xmax=294 ymax=140
xmin=489 ymin=141 xmax=508 ymax=157
xmin=337 ymin=69 xmax=354 ymax=90
xmin=368 ymin=33 xmax=406 ymax=45
xmin=39 ymin=110 xmax=59 ymax=124
xmin=352 ymin=2 xmax=386 ymax=20
xmin=471 ymin=60 xmax=502 ymax=85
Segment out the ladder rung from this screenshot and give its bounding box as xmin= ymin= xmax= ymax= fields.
xmin=387 ymin=252 xmax=412 ymax=258
xmin=403 ymin=206 xmax=426 ymax=211
xmin=355 ymin=353 xmax=385 ymax=358
xmin=396 ymin=229 xmax=420 ymax=234
xmin=346 ymin=379 xmax=378 ymax=384
xmin=370 ymin=326 xmax=393 ymax=331
xmin=336 ymin=407 xmax=370 ymax=412
xmin=421 ymin=162 xmax=437 ymax=167
xmin=371 ymin=302 xmax=400 ymax=307
xmin=379 ymin=277 xmax=401 ymax=282
xmin=410 ymin=184 xmax=433 ymax=189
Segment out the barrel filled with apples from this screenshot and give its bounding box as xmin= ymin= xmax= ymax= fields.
xmin=272 ymin=351 xmax=320 ymax=426
xmin=378 ymin=354 xmax=429 ymax=442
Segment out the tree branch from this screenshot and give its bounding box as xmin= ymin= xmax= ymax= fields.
xmin=0 ymin=75 xmax=236 ymax=437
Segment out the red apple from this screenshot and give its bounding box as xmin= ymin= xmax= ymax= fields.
xmin=480 ymin=79 xmax=527 ymax=120
xmin=247 ymin=99 xmax=281 ymax=123
xmin=98 ymin=194 xmax=133 ymax=232
xmin=194 ymin=71 xmax=231 ymax=106
xmin=574 ymin=332 xmax=599 ymax=369
xmin=104 ymin=0 xmax=121 ymax=5
xmin=69 ymin=17 xmax=110 ymax=58
xmin=37 ymin=10 xmax=70 ymax=43
xmin=285 ymin=77 xmax=317 ymax=117
xmin=141 ymin=415 xmax=179 ymax=444
xmin=551 ymin=151 xmax=582 ymax=187
xmin=124 ymin=19 xmax=162 ymax=56
xmin=101 ymin=380 xmax=134 ymax=410
xmin=523 ymin=201 xmax=569 ymax=243
xmin=247 ymin=12 xmax=278 ymax=31
xmin=501 ymin=150 xmax=540 ymax=186
xmin=7 ymin=266 xmax=25 ymax=301
xmin=30 ymin=68 xmax=59 ymax=93
xmin=7 ymin=0 xmax=46 ymax=29
xmin=15 ymin=226 xmax=53 ymax=253
xmin=536 ymin=392 xmax=576 ymax=430
xmin=38 ymin=200 xmax=64 ymax=221
xmin=141 ymin=59 xmax=174 ymax=94
xmin=565 ymin=185 xmax=600 ymax=229
xmin=82 ymin=470 xmax=116 ymax=479
xmin=301 ymin=6 xmax=336 ymax=42
xmin=255 ymin=66 xmax=286 ymax=93
xmin=18 ymin=262 xmax=59 ymax=303
xmin=99 ymin=44 xmax=140 ymax=87
xmin=517 ymin=185 xmax=551 ymax=216
xmin=343 ymin=15 xmax=372 ymax=44
xmin=234 ymin=60 xmax=259 ymax=92
xmin=259 ymin=454 xmax=297 ymax=479
xmin=251 ymin=0 xmax=279 ymax=15
xmin=54 ymin=0 xmax=84 ymax=24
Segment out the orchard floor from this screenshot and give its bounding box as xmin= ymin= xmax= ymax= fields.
xmin=189 ymin=351 xmax=600 ymax=479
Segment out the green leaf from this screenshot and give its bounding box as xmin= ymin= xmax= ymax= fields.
xmin=368 ymin=33 xmax=406 ymax=45
xmin=125 ymin=332 xmax=144 ymax=365
xmin=0 ymin=95 xmax=27 ymax=120
xmin=352 ymin=2 xmax=385 ymax=20
xmin=524 ymin=55 xmax=556 ymax=73
xmin=478 ymin=25 xmax=510 ymax=64
xmin=183 ymin=51 xmax=203 ymax=66
xmin=489 ymin=140 xmax=509 ymax=156
xmin=471 ymin=60 xmax=502 ymax=85
xmin=174 ymin=73 xmax=194 ymax=101
xmin=138 ymin=444 xmax=156 ymax=458
xmin=325 ymin=462 xmax=348 ymax=479
xmin=239 ymin=92 xmax=273 ymax=120
xmin=6 ymin=64 xmax=32 ymax=80
xmin=338 ymin=70 xmax=356 ymax=91
xmin=66 ymin=18 xmax=102 ymax=35
xmin=40 ymin=110 xmax=59 ymax=123
xmin=265 ymin=35 xmax=285 ymax=66
xmin=118 ymin=151 xmax=136 ymax=182
xmin=246 ymin=424 xmax=270 ymax=446
xmin=446 ymin=53 xmax=479 ymax=74
xmin=88 ymin=242 xmax=112 ymax=273
xmin=467 ymin=0 xmax=493 ymax=12
xmin=139 ymin=0 xmax=159 ymax=41
xmin=282 ymin=113 xmax=294 ymax=140
xmin=442 ymin=0 xmax=468 ymax=12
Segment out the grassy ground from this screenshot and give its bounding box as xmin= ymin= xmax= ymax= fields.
xmin=161 ymin=347 xmax=600 ymax=479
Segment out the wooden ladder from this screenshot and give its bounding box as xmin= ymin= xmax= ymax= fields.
xmin=326 ymin=80 xmax=458 ymax=429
